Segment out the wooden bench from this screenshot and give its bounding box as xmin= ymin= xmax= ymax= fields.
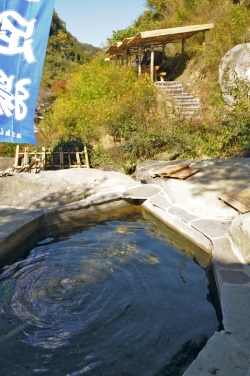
xmin=154 ymin=66 xmax=167 ymax=81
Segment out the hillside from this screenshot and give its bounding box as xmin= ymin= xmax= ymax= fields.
xmin=40 ymin=11 xmax=101 ymax=89
xmin=2 ymin=1 xmax=250 ymax=165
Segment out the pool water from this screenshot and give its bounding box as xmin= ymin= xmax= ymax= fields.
xmin=0 ymin=208 xmax=219 ymax=376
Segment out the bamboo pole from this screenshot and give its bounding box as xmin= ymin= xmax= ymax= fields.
xmin=150 ymin=39 xmax=155 ymax=84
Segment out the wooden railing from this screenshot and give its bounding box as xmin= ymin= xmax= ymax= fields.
xmin=12 ymin=145 xmax=90 ymax=173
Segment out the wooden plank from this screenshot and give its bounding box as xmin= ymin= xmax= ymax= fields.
xmin=219 ymin=193 xmax=250 ymax=214
xmin=170 ymin=167 xmax=200 ymax=180
xmin=152 ymin=164 xmax=189 ymax=177
xmin=235 ymin=188 xmax=250 ymax=199
xmin=229 ymin=191 xmax=250 ymax=208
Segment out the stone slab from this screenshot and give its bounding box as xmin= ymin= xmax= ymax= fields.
xmin=191 ymin=219 xmax=231 ymax=239
xmin=148 ymin=192 xmax=172 ymax=210
xmin=219 ymin=269 xmax=250 ymax=284
xmin=221 ymin=284 xmax=250 ymax=349
xmin=121 ymin=184 xmax=161 ymax=200
xmin=212 ymin=238 xmax=243 ymax=269
xmin=183 ymin=331 xmax=250 ymax=376
xmin=168 ymin=206 xmax=198 ymax=222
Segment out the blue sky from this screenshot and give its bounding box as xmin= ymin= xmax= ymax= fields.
xmin=54 ymin=0 xmax=146 ymax=48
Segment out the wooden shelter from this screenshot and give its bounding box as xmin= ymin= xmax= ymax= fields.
xmin=105 ymin=23 xmax=214 ymax=83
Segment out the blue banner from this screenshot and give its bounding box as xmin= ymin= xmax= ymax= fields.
xmin=0 ymin=0 xmax=55 ymax=144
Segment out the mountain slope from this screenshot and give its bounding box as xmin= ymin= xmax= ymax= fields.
xmin=41 ymin=11 xmax=101 ymax=89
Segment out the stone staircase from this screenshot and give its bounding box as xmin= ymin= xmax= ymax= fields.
xmin=155 ymin=81 xmax=200 ymax=116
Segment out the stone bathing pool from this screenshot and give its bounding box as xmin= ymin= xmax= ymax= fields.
xmin=0 ymin=204 xmax=221 ymax=376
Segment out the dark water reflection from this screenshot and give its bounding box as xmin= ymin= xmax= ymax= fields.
xmin=0 ymin=207 xmax=219 ymax=376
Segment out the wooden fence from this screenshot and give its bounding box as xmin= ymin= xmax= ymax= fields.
xmin=12 ymin=145 xmax=90 ymax=173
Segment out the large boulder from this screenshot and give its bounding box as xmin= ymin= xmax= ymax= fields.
xmin=0 ymin=157 xmax=15 ymax=171
xmin=229 ymin=213 xmax=250 ymax=263
xmin=219 ymin=43 xmax=250 ymax=106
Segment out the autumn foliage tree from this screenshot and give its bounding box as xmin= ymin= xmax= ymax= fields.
xmin=40 ymin=54 xmax=157 ymax=149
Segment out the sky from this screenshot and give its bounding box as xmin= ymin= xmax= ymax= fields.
xmin=54 ymin=0 xmax=146 ymax=48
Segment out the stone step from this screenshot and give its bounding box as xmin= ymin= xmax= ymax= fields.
xmin=163 ymin=89 xmax=185 ymax=95
xmin=172 ymin=94 xmax=197 ymax=100
xmin=174 ymin=102 xmax=199 ymax=107
xmin=176 ymin=109 xmax=200 ymax=115
xmin=174 ymin=97 xmax=199 ymax=103
xmin=155 ymin=80 xmax=200 ymax=115
xmin=155 ymin=81 xmax=182 ymax=86
xmin=175 ymin=103 xmax=200 ymax=109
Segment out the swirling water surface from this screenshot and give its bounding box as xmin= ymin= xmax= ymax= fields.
xmin=0 ymin=209 xmax=219 ymax=376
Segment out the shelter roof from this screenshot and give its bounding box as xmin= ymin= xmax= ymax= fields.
xmin=105 ymin=42 xmax=123 ymax=55
xmin=105 ymin=23 xmax=214 ymax=56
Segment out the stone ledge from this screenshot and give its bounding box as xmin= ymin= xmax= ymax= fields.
xmin=149 ymin=192 xmax=172 ymax=210
xmin=142 ymin=200 xmax=212 ymax=268
xmin=191 ymin=219 xmax=232 ymax=239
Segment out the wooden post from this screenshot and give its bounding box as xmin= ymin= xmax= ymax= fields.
xmin=59 ymin=147 xmax=64 ymax=169
xmin=138 ymin=46 xmax=142 ymax=75
xmin=75 ymin=147 xmax=81 ymax=168
xmin=68 ymin=150 xmax=71 ymax=168
xmin=14 ymin=145 xmax=19 ymax=167
xmin=150 ymin=39 xmax=155 ymax=84
xmin=51 ymin=150 xmax=54 ymax=170
xmin=42 ymin=147 xmax=46 ymax=170
xmin=84 ymin=145 xmax=90 ymax=168
xmin=24 ymin=147 xmax=29 ymax=165
xmin=162 ymin=43 xmax=166 ymax=61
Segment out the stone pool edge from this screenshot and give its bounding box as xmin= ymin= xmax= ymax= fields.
xmin=0 ymin=183 xmax=249 ymax=376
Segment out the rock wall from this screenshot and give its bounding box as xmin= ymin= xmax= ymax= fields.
xmin=229 ymin=213 xmax=250 ymax=263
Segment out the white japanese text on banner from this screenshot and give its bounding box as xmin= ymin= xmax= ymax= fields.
xmin=0 ymin=0 xmax=55 ymax=144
